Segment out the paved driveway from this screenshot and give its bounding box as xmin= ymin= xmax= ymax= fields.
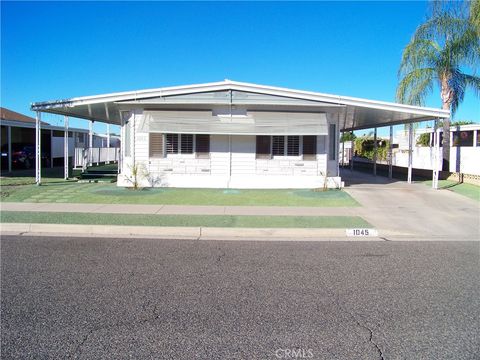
xmin=341 ymin=170 xmax=479 ymax=239
xmin=1 ymin=235 xmax=479 ymax=359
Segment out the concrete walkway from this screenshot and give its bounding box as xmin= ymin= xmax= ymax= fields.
xmin=1 ymin=202 xmax=359 ymax=216
xmin=1 ymin=169 xmax=479 ymax=240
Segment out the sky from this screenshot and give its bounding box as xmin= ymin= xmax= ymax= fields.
xmin=1 ymin=1 xmax=479 ymax=136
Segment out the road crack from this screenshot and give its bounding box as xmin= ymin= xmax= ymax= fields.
xmin=335 ymin=300 xmax=386 ymax=360
xmin=68 ymin=301 xmax=161 ymax=359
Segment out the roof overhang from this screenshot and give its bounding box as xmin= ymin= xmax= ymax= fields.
xmin=31 ymin=80 xmax=450 ymax=130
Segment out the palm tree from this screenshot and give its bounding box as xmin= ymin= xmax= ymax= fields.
xmin=397 ymin=1 xmax=480 ymax=170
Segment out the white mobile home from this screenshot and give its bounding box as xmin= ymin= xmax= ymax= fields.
xmin=31 ymin=80 xmax=449 ymax=188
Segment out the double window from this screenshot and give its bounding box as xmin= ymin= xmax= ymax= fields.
xmin=150 ymin=133 xmax=210 ymax=158
xmin=256 ymin=135 xmax=317 ymax=160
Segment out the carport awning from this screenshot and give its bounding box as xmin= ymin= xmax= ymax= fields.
xmin=31 ymin=80 xmax=450 ymax=130
xmin=139 ymin=111 xmax=328 ymax=135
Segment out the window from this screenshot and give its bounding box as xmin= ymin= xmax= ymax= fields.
xmin=256 ymin=136 xmax=315 ymax=159
xmin=329 ymin=124 xmax=336 ymax=160
xmin=166 ymin=134 xmax=178 ymax=154
xmin=302 ymin=136 xmax=317 ymax=160
xmin=195 ymin=135 xmax=210 ymax=158
xmin=163 ymin=134 xmax=202 ymax=156
xmin=287 ymin=136 xmax=300 ymax=156
xmin=272 ymin=136 xmax=285 ymax=156
xmin=180 ymin=134 xmax=193 ymax=154
xmin=149 ymin=133 xmax=164 ymax=158
xmin=452 ymin=130 xmax=474 ymax=147
xmin=256 ymin=136 xmax=271 ymax=159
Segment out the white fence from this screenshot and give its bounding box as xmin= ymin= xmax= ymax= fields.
xmin=393 ymin=146 xmax=480 ymax=175
xmin=74 ymin=147 xmax=120 ymax=169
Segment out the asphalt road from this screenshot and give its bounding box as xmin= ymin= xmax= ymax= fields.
xmin=1 ymin=235 xmax=479 ymax=360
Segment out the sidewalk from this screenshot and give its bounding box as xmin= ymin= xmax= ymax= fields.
xmin=1 ymin=202 xmax=358 ymax=216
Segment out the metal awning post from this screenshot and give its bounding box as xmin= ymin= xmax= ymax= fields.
xmin=350 ymin=135 xmax=355 ymax=171
xmin=64 ymin=116 xmax=69 ymax=180
xmin=35 ymin=111 xmax=41 ymax=185
xmin=373 ymin=127 xmax=377 ymax=176
xmin=7 ymin=126 xmax=12 ymax=173
xmin=388 ymin=126 xmax=393 ymax=179
xmin=106 ymin=124 xmax=110 ymax=164
xmin=88 ymin=120 xmax=93 ymax=167
xmin=119 ymin=111 xmax=124 ymax=174
xmin=432 ymin=119 xmax=439 ymax=189
xmin=407 ymin=123 xmax=413 ymax=184
xmin=340 ymin=109 xmax=347 ymax=168
xmin=50 ymin=129 xmax=54 ymax=168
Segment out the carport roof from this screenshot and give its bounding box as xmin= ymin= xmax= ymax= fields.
xmin=31 ymin=80 xmax=449 ymax=131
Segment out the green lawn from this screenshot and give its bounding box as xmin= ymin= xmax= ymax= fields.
xmin=0 ymin=211 xmax=369 ymax=228
xmin=0 ymin=167 xmax=76 ymax=186
xmin=422 ymin=180 xmax=480 ymax=201
xmin=0 ymin=182 xmax=359 ymax=207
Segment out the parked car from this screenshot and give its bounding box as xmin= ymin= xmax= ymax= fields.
xmin=1 ymin=143 xmax=50 ymax=169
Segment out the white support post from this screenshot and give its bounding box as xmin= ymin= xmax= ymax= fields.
xmin=350 ymin=135 xmax=354 ymax=171
xmin=64 ymin=116 xmax=69 ymax=180
xmin=88 ymin=120 xmax=93 ymax=167
xmin=50 ymin=129 xmax=54 ymax=168
xmin=373 ymin=128 xmax=377 ymax=176
xmin=341 ymin=110 xmax=347 ymax=169
xmin=473 ymin=130 xmax=478 ymax=148
xmin=131 ymin=112 xmax=135 ymax=167
xmin=388 ymin=126 xmax=393 ymax=179
xmin=119 ymin=111 xmax=124 ymax=174
xmin=407 ymin=123 xmax=413 ymax=184
xmin=350 ymin=118 xmax=355 ymax=172
xmin=35 ymin=111 xmax=41 ymax=185
xmin=106 ymin=124 xmax=110 ymax=164
xmin=432 ymin=119 xmax=440 ymax=189
xmin=7 ymin=126 xmax=12 ymax=173
xmin=337 ymin=120 xmax=341 ymax=177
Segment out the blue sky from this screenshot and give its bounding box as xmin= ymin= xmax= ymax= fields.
xmin=1 ymin=1 xmax=479 ymax=135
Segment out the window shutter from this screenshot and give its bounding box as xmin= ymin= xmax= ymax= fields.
xmin=180 ymin=134 xmax=193 ymax=154
xmin=303 ymin=136 xmax=317 ymax=160
xmin=287 ymin=136 xmax=300 ymax=156
xmin=149 ymin=133 xmax=164 ymax=158
xmin=195 ymin=134 xmax=210 ymax=158
xmin=166 ymin=134 xmax=178 ymax=154
xmin=272 ymin=136 xmax=285 ymax=156
xmin=256 ymin=136 xmax=271 ymax=159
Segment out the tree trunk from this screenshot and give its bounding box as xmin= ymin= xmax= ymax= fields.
xmin=441 ymin=102 xmax=451 ymax=171
xmin=440 ymin=76 xmax=453 ymax=171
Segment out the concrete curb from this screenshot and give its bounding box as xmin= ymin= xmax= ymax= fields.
xmin=0 ymin=223 xmax=389 ymax=241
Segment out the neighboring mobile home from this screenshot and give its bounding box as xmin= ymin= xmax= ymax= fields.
xmin=31 ymin=80 xmax=449 ymax=188
xmin=0 ymin=107 xmax=119 ymax=171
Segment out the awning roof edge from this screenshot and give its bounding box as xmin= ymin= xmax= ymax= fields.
xmin=31 ymin=80 xmax=450 ymax=120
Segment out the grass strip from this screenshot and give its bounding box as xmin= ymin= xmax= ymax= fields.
xmin=422 ymin=180 xmax=479 ymax=202
xmin=1 ymin=183 xmax=359 ymax=207
xmin=0 ymin=211 xmax=370 ymax=228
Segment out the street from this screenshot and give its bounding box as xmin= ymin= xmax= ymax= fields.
xmin=1 ymin=235 xmax=479 ymax=359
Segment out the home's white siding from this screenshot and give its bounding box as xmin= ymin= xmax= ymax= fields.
xmin=118 ymin=110 xmax=342 ymax=188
